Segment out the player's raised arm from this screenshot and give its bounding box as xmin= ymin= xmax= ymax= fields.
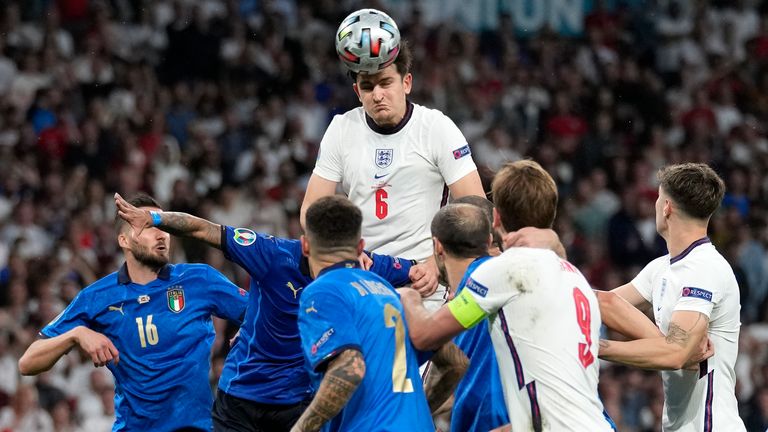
xmin=19 ymin=326 xmax=119 ymax=375
xmin=114 ymin=193 xmax=222 ymax=249
xmin=447 ymin=170 xmax=484 ymax=200
xmin=290 ymin=348 xmax=365 ymax=432
xmin=502 ymin=226 xmax=566 ymax=259
xmin=599 ymin=310 xmax=712 ymax=370
xmin=300 ymin=174 xmax=339 ymax=230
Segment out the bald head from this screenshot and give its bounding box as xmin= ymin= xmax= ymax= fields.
xmin=431 ymin=203 xmax=490 ymax=258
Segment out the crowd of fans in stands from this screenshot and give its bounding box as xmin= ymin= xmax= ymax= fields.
xmin=1 ymin=0 xmax=768 ymax=430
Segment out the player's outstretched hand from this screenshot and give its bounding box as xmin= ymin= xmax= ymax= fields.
xmin=503 ymin=227 xmax=565 ymax=258
xmin=114 ymin=193 xmax=153 ymax=237
xmin=357 ymin=252 xmax=373 ymax=270
xmin=684 ymin=337 xmax=715 ymax=371
xmin=74 ymin=326 xmax=120 ymax=368
xmin=409 ymin=261 xmax=438 ymax=298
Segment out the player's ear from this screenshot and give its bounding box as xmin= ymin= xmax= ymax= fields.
xmin=357 ymin=238 xmax=365 ymax=256
xmin=663 ymin=199 xmax=672 ymax=218
xmin=300 ymin=235 xmax=310 ymax=257
xmin=492 ymin=208 xmax=503 ymax=231
xmin=117 ymin=232 xmax=130 ymax=249
xmin=352 ymin=83 xmax=361 ymax=101
xmin=402 ymin=72 xmax=412 ymax=95
xmin=433 ymin=237 xmax=444 ymax=256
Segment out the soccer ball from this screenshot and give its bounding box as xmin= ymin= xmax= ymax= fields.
xmin=335 ymin=9 xmax=401 ymax=75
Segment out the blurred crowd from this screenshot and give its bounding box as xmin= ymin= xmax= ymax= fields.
xmin=1 ymin=0 xmax=768 ymax=430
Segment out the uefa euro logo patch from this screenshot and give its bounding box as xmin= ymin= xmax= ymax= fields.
xmin=233 ymin=228 xmax=256 ymax=246
xmin=681 ymin=287 xmax=713 ymax=302
xmin=453 ymin=144 xmax=471 ymax=160
xmin=375 ymin=149 xmax=393 ymax=168
xmin=167 ymin=287 xmax=185 ymax=313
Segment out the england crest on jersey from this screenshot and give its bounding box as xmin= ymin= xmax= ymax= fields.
xmin=375 ymin=149 xmax=393 ymax=168
xmin=167 ymin=287 xmax=185 ymax=313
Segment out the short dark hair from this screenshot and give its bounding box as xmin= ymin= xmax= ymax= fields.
xmin=305 ymin=196 xmax=362 ymax=254
xmin=658 ymin=163 xmax=725 ymax=220
xmin=114 ymin=193 xmax=162 ymax=233
xmin=492 ymin=160 xmax=558 ymax=232
xmin=350 ymin=39 xmax=413 ymax=82
xmin=431 ymin=203 xmax=489 ymax=259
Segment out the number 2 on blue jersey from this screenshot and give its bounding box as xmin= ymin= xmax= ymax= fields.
xmin=384 ymin=303 xmax=413 ymax=393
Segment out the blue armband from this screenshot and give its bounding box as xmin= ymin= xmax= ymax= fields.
xmin=149 ymin=211 xmax=162 ymax=227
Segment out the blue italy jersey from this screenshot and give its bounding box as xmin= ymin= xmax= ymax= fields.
xmin=452 ymin=256 xmax=510 ymax=432
xmin=41 ymin=263 xmax=247 ymax=432
xmin=217 ymin=226 xmax=414 ymax=404
xmin=298 ymin=261 xmax=434 ymax=432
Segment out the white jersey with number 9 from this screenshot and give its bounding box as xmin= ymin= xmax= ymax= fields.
xmin=451 ymin=247 xmax=615 ymax=431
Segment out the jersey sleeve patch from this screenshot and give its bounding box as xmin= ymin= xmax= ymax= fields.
xmin=681 ymin=287 xmax=713 ymax=302
xmin=452 ymin=144 xmax=471 ymax=160
xmin=465 ymin=277 xmax=488 ymax=297
xmin=310 ymin=328 xmax=335 ymax=355
xmin=448 ymin=289 xmax=488 ymax=329
xmin=232 ymin=228 xmax=257 ymax=246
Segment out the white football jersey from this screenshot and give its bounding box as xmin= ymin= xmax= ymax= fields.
xmin=313 ymin=102 xmax=477 ymax=260
xmin=462 ymin=247 xmax=614 ymax=431
xmin=632 ymin=238 xmax=745 ymax=431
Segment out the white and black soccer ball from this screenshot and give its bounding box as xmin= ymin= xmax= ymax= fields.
xmin=335 ymin=8 xmax=401 ymax=75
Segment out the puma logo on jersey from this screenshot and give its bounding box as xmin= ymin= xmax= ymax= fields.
xmin=305 ymin=301 xmax=318 ymax=314
xmin=108 ymin=303 xmax=125 ymax=316
xmin=287 ymin=282 xmax=303 ymax=299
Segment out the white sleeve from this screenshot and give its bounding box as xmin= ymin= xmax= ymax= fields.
xmin=464 ymin=256 xmax=520 ymax=314
xmin=312 ymin=115 xmax=344 ymax=182
xmin=430 ymin=112 xmax=478 ymax=185
xmin=672 ymin=264 xmax=721 ymax=318
xmin=630 ymin=258 xmax=663 ymax=303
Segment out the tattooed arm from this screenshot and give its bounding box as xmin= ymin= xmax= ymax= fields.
xmin=423 ymin=342 xmax=469 ymax=413
xmin=114 ymin=193 xmax=222 ymax=248
xmin=291 ymin=349 xmax=366 ymax=432
xmin=598 ymin=310 xmax=712 ymax=370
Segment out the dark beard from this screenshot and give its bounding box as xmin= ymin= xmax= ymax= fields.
xmin=436 ymin=258 xmax=449 ymax=287
xmin=132 ymin=243 xmax=169 ymax=270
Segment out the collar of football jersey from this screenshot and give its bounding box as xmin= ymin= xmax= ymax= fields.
xmin=317 ymin=259 xmax=362 ymax=277
xmin=365 ymin=100 xmax=414 ymax=135
xmin=117 ymin=263 xmax=173 ymax=285
xmin=669 ymin=237 xmax=711 ymax=265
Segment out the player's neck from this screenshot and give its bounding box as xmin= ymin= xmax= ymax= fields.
xmin=309 ymin=253 xmax=358 ymax=279
xmin=445 ymin=256 xmax=479 ymax=294
xmin=664 ymin=222 xmax=709 ymax=259
xmin=124 ymin=257 xmax=163 ymax=285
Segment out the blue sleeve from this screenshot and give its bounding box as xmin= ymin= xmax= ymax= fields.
xmin=205 ymin=266 xmax=249 ymax=324
xmin=298 ymin=283 xmax=361 ymax=372
xmin=41 ymin=289 xmax=93 ymax=338
xmin=368 ymin=252 xmax=413 ymax=287
xmin=220 ymin=226 xmax=279 ymax=280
